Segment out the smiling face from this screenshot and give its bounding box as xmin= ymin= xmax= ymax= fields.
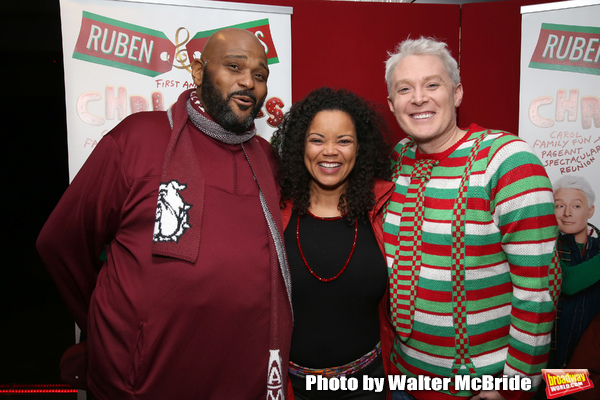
xmin=387 ymin=54 xmax=464 ymax=154
xmin=554 ymin=188 xmax=595 ymax=243
xmin=304 ymin=110 xmax=358 ymax=197
xmin=192 ymin=29 xmax=269 ymax=133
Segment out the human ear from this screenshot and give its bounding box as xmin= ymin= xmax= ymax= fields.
xmin=454 ymin=83 xmax=464 ymax=108
xmin=387 ymin=96 xmax=395 ymax=114
xmin=191 ymin=59 xmax=206 ymax=87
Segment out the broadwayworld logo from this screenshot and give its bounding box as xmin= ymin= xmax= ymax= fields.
xmin=529 ymin=23 xmax=600 ymax=76
xmin=542 ymin=369 xmax=594 ymax=398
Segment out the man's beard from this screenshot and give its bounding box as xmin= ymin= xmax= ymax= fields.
xmin=200 ymin=71 xmax=265 ymax=134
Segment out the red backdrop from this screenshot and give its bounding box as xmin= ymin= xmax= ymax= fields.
xmin=220 ymin=0 xmax=565 ymax=142
xmin=222 ymin=0 xmax=461 ymax=143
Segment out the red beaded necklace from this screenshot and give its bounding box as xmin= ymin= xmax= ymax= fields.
xmin=296 ymin=212 xmax=358 ymax=282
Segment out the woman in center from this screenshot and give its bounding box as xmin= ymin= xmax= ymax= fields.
xmin=272 ymin=87 xmax=394 ymax=399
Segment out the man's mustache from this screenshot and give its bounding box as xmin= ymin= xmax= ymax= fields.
xmin=228 ymin=90 xmax=257 ymax=104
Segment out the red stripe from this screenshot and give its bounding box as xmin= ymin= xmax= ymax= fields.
xmin=415 ymin=287 xmax=453 ymax=302
xmin=469 ymin=326 xmax=510 ymax=346
xmin=465 ymin=243 xmax=503 ymax=257
xmin=468 ymin=282 xmax=512 ymax=300
xmin=424 ymin=198 xmax=455 ymax=210
xmin=410 ymin=329 xmax=455 ymax=347
xmin=511 ymin=307 xmax=555 ymax=325
xmin=501 ymin=214 xmax=557 ymax=234
xmin=495 ymin=165 xmax=550 ymax=201
xmin=418 ymin=242 xmax=504 ymax=258
xmin=511 ymin=267 xmax=549 ymax=279
xmin=466 ymin=196 xmax=491 ymax=211
xmin=420 ymin=243 xmax=452 ymax=256
xmin=508 ymin=345 xmax=549 ymax=366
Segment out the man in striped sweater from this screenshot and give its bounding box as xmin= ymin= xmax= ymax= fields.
xmin=382 ymin=37 xmax=561 ymax=400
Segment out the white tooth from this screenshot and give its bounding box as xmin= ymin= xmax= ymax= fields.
xmin=413 ymin=113 xmax=434 ymax=119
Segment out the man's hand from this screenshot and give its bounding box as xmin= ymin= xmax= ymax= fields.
xmin=470 ymin=390 xmax=506 ymax=400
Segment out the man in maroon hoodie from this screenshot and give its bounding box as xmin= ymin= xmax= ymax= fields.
xmin=37 ymin=28 xmax=292 ymax=400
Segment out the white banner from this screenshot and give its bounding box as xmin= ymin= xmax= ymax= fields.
xmin=520 ymin=0 xmax=600 ymax=227
xmin=60 ymin=0 xmax=292 ymax=180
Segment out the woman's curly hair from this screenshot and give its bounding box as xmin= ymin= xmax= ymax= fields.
xmin=271 ymin=87 xmax=392 ymax=223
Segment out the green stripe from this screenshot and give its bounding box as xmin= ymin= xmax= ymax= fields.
xmin=541 ymin=23 xmax=600 ymax=35
xmin=82 ymin=11 xmax=168 ymax=39
xmin=469 ymin=336 xmax=508 ymax=355
xmin=466 ymin=293 xmax=511 ymax=312
xmin=504 ymin=225 xmax=557 ymax=243
xmin=528 ymin=62 xmax=600 ymax=76
xmin=191 ymin=18 xmax=270 ymax=39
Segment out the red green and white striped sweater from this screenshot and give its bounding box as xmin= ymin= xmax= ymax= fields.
xmin=383 ymin=124 xmax=561 ymax=400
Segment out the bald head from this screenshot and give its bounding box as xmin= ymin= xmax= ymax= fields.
xmin=201 ymin=28 xmax=268 ymax=67
xmin=190 ymin=28 xmax=269 ymax=133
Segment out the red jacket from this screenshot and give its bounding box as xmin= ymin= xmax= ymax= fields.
xmin=282 ymin=179 xmax=395 ymax=399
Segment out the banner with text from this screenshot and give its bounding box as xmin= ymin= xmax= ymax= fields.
xmin=60 ymin=0 xmax=292 ymax=180
xmin=520 ymin=0 xmax=600 ymax=228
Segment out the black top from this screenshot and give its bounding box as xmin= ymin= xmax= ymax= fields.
xmin=285 ymin=211 xmax=387 ymax=367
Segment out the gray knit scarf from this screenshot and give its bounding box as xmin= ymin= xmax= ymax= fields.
xmin=164 ymin=92 xmax=292 ymax=309
xmin=159 ymin=91 xmax=292 ymax=399
xmin=182 ymin=90 xmax=256 ymax=144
